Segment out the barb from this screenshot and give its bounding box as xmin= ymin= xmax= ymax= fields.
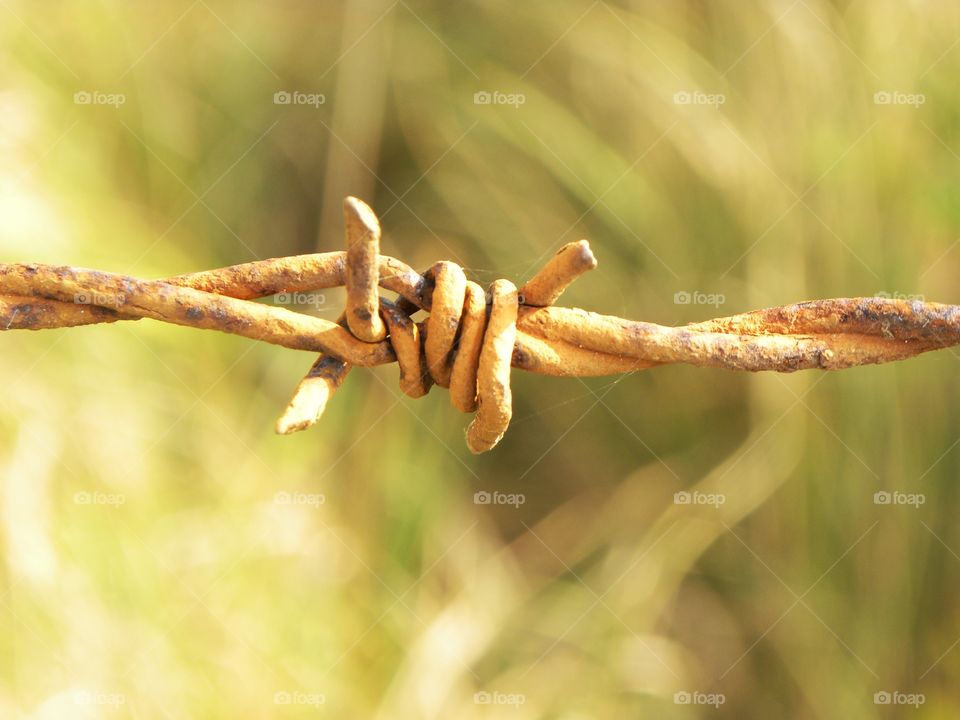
xmin=1 ymin=197 xmax=957 ymax=452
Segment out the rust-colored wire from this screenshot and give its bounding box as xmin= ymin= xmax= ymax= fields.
xmin=1 ymin=196 xmax=957 ymax=452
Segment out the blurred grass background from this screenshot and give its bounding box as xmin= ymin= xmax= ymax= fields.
xmin=1 ymin=0 xmax=960 ymax=717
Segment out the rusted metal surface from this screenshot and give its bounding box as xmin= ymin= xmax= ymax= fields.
xmin=343 ymin=197 xmax=387 ymax=343
xmin=466 ymin=279 xmax=519 ymax=454
xmin=0 ymin=196 xmax=954 ymax=452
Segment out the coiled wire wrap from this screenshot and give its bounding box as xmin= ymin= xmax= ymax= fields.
xmin=279 ymin=198 xmax=584 ymax=454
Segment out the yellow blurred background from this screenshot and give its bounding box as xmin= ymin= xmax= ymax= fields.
xmin=2 ymin=1 xmax=959 ymax=717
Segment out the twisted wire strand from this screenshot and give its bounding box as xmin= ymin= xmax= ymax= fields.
xmin=2 ymin=196 xmax=960 ymax=452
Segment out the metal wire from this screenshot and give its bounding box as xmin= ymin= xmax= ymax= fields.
xmin=1 ymin=197 xmax=957 ymax=453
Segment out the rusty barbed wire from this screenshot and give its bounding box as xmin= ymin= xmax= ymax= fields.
xmin=1 ymin=196 xmax=958 ymax=452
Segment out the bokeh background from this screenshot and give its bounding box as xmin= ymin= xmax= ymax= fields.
xmin=1 ymin=1 xmax=959 ymax=717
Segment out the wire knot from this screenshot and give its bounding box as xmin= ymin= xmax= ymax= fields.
xmin=277 ymin=197 xmax=596 ymax=453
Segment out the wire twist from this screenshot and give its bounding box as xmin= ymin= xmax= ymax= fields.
xmin=276 ymin=198 xmax=601 ymax=452
xmin=2 ymin=196 xmax=960 ymax=452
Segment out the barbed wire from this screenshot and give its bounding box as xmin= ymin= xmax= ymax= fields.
xmin=1 ymin=197 xmax=956 ymax=453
